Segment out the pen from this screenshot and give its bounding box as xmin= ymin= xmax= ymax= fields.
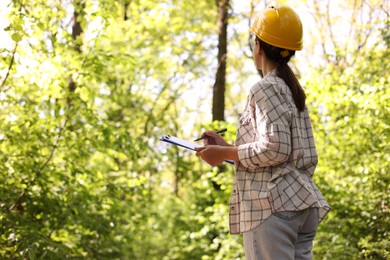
xmin=194 ymin=128 xmax=227 ymax=142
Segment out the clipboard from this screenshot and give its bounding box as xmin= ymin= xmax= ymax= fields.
xmin=160 ymin=135 xmax=202 ymax=151
xmin=160 ymin=135 xmax=234 ymax=165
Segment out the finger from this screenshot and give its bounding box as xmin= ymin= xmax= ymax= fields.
xmin=195 ymin=147 xmax=206 ymax=157
xmin=208 ymin=137 xmax=217 ymax=145
xmin=202 ymin=134 xmax=217 ymax=145
xmin=195 ymin=147 xmax=205 ymax=152
xmin=204 ymin=136 xmax=215 ymax=145
xmin=200 ymin=133 xmax=211 ymax=145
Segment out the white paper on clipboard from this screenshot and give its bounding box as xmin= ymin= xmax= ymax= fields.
xmin=160 ymin=135 xmax=234 ymax=164
xmin=160 ymin=135 xmax=202 ymax=151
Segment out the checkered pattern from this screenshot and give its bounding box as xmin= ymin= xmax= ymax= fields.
xmin=230 ymin=70 xmax=330 ymax=234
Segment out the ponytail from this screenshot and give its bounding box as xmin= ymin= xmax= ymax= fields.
xmin=257 ymin=38 xmax=306 ymax=112
xmin=277 ymin=62 xmax=306 ymax=112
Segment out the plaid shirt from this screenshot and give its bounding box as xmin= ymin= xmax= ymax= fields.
xmin=230 ymin=70 xmax=330 ymax=234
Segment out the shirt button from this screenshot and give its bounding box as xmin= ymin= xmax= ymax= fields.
xmin=231 ymin=207 xmax=235 ymax=211
xmin=233 ymin=190 xmax=236 ymax=193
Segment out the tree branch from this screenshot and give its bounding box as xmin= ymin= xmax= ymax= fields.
xmin=8 ymin=115 xmax=68 ymax=212
xmin=1 ymin=43 xmax=18 ymax=91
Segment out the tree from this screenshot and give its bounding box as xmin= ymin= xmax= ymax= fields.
xmin=212 ymin=0 xmax=230 ymax=121
xmin=300 ymin=0 xmax=390 ymax=258
xmin=1 ymin=0 xmax=388 ymax=259
xmin=0 ymin=0 xmax=231 ymax=258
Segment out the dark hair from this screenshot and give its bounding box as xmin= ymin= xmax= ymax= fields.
xmin=256 ymin=37 xmax=306 ymax=112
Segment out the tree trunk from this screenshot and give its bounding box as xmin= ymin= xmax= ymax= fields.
xmin=68 ymin=2 xmax=84 ymax=105
xmin=211 ymin=0 xmax=230 ymax=192
xmin=212 ymin=0 xmax=229 ymax=122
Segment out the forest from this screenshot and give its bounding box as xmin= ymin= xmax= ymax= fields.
xmin=0 ymin=0 xmax=389 ymax=259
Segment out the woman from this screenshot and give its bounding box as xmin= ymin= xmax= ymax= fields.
xmin=195 ymin=5 xmax=330 ymax=260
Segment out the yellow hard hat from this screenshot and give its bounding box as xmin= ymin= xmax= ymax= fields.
xmin=250 ymin=5 xmax=303 ymax=51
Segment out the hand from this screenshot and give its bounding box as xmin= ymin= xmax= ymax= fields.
xmin=201 ymin=130 xmax=230 ymax=146
xmin=195 ymin=145 xmax=226 ymax=167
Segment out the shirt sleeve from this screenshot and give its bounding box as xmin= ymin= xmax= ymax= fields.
xmin=237 ymin=83 xmax=292 ymax=169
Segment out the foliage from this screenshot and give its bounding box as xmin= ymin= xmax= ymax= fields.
xmin=304 ymin=5 xmax=390 ymax=259
xmin=0 ymin=0 xmax=389 ymax=259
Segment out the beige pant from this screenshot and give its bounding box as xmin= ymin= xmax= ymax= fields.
xmin=243 ymin=208 xmax=319 ymax=260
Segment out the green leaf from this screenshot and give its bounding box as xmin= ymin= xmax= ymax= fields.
xmin=11 ymin=32 xmax=22 ymax=42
